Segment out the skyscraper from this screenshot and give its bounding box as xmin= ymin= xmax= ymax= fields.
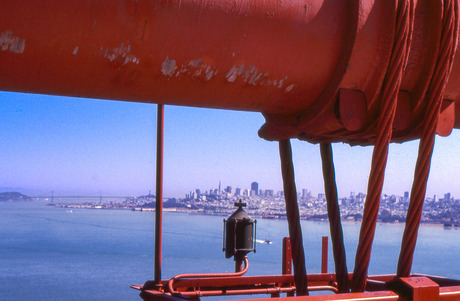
xmin=251 ymin=182 xmax=259 ymax=196
xmin=445 ymin=192 xmax=452 ymax=201
xmin=235 ymin=188 xmax=241 ymax=196
xmin=302 ymin=189 xmax=309 ymax=199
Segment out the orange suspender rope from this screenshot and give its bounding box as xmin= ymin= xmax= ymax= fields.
xmin=320 ymin=143 xmax=349 ymax=293
xmin=397 ymin=0 xmax=458 ymax=278
xmin=279 ymin=139 xmax=309 ymax=296
xmin=351 ymin=0 xmax=414 ymax=292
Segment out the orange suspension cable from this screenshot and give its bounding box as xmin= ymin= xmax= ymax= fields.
xmin=279 ymin=139 xmax=308 ymax=296
xmin=397 ymin=0 xmax=459 ymax=277
xmin=320 ymin=143 xmax=349 ymax=293
xmin=351 ymin=0 xmax=413 ymax=292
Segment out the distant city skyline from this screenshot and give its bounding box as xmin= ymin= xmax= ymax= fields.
xmin=1 ymin=91 xmax=460 ymax=199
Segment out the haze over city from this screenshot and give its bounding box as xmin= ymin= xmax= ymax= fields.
xmin=1 ymin=91 xmax=460 ymax=199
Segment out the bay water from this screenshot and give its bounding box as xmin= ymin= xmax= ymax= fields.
xmin=1 ymin=201 xmax=459 ymax=300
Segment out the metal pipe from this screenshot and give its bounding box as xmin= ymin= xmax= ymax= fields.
xmin=235 ymin=259 xmax=243 ymax=273
xmin=239 ymin=291 xmax=399 ymax=301
xmin=154 ymin=104 xmax=164 ymax=285
xmin=170 ymin=285 xmax=339 ymax=297
xmin=157 ymin=272 xmax=337 ymax=289
xmin=168 ymin=256 xmax=249 ymax=297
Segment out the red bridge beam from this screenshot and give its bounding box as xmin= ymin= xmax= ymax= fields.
xmin=0 ymin=0 xmax=459 ymax=144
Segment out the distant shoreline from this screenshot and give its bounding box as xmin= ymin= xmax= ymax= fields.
xmin=45 ymin=202 xmax=453 ymax=228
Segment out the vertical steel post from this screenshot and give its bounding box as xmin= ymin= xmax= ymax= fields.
xmin=282 ymin=237 xmax=295 ymax=297
xmin=235 ymin=260 xmax=243 ymax=273
xmin=154 ymin=104 xmax=164 ymax=285
xmin=322 ymin=236 xmax=328 ymax=274
xmin=282 ymin=237 xmax=292 ymax=275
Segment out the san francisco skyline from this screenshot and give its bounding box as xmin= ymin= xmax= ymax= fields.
xmin=1 ymin=91 xmax=460 ymax=199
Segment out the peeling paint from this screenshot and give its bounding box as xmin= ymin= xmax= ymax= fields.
xmin=0 ymin=31 xmax=25 ymax=54
xmin=204 ymin=66 xmax=216 ymax=80
xmin=104 ymin=43 xmax=139 ymax=65
xmin=278 ymin=77 xmax=285 ymax=88
xmin=285 ymin=84 xmax=296 ymax=93
xmin=162 ymin=57 xmax=177 ymax=77
xmin=226 ymin=65 xmax=244 ymax=83
xmin=225 ymin=64 xmax=288 ymax=89
xmin=161 ymin=57 xmax=218 ymax=81
xmin=73 ymin=46 xmax=79 ymax=55
xmin=189 ymin=59 xmax=204 ymax=67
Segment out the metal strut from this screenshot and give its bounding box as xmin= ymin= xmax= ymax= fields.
xmin=154 ymin=104 xmax=164 ymax=285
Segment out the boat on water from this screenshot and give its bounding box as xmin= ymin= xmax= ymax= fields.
xmin=255 ymin=238 xmax=273 ymax=245
xmin=1 ymin=0 xmax=460 ymax=300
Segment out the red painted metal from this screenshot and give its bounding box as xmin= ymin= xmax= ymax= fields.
xmin=282 ymin=237 xmax=295 ymax=297
xmin=135 ymin=274 xmax=460 ymax=300
xmin=413 ymin=274 xmax=460 ymax=287
xmin=282 ymin=237 xmax=292 ymax=275
xmin=388 ymin=277 xmax=440 ymax=301
xmin=322 ymin=236 xmax=328 ymax=274
xmin=440 ymin=286 xmax=460 ymax=300
xmin=241 ymin=291 xmax=400 ymax=301
xmin=154 ymin=104 xmax=164 ymax=285
xmin=0 ymin=0 xmax=358 ymax=116
xmin=138 ymin=273 xmax=338 ymax=299
xmin=337 ymin=89 xmax=368 ymax=132
xmin=167 ymin=256 xmax=249 ymax=298
xmin=164 ymin=273 xmax=335 ymax=290
xmin=437 ymin=99 xmax=456 ymax=137
xmin=1 ymin=1 xmax=460 ymax=144
xmin=135 ymin=242 xmax=343 ymax=299
xmin=398 ymin=0 xmax=459 ymax=278
xmin=351 ymin=0 xmax=414 ymax=291
xmin=134 ymin=228 xmax=460 ymax=300
xmin=165 ymin=285 xmax=338 ymax=298
xmin=3 ymin=1 xmax=460 ymax=300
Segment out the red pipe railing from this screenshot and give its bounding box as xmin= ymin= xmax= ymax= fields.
xmin=167 ymin=256 xmax=249 ymax=297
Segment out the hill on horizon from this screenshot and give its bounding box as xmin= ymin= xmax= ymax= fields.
xmin=0 ymin=192 xmax=32 ymax=202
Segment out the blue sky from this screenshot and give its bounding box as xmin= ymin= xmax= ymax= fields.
xmin=1 ymin=91 xmax=459 ymax=199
